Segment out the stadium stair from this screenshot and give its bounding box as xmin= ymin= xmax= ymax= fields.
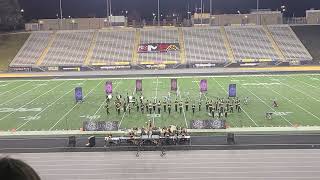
xmin=35 ymin=31 xmax=57 ymax=66
xmin=178 ymin=28 xmax=186 ymax=65
xmin=263 ymin=26 xmax=286 ymax=66
xmin=132 ymin=29 xmax=141 ymax=66
xmin=220 ymin=27 xmax=236 ymax=67
xmin=84 ymin=30 xmax=98 ymax=66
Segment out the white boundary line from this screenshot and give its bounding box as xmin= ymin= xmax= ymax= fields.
xmin=232 ymin=77 xmax=293 ymax=126
xmin=254 ymin=76 xmax=320 ymax=122
xmin=49 ymin=80 xmax=104 ymax=130
xmin=16 ymin=80 xmax=87 ymax=130
xmin=1 ymin=73 xmax=320 ymax=82
xmin=0 ymin=81 xmax=66 ymax=122
xmin=212 ymin=77 xmax=259 ymax=127
xmin=177 ymin=83 xmax=188 ymax=128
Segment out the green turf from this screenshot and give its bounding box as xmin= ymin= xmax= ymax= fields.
xmin=0 ymin=33 xmax=30 ymax=71
xmin=1 ymin=73 xmax=320 ymax=131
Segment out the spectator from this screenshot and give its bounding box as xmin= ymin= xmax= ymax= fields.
xmin=0 ymin=157 xmax=41 ymax=180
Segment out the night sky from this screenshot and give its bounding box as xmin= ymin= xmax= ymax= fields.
xmin=19 ymin=0 xmax=320 ymax=21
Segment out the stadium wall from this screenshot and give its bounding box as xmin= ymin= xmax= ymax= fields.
xmin=291 ymin=25 xmax=320 ymax=62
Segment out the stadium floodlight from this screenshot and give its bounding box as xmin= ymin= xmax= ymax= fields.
xmin=237 ymin=10 xmax=241 ymax=14
xmin=20 ymin=9 xmax=24 ymax=13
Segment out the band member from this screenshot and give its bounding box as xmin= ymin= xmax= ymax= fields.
xmin=148 ymin=103 xmax=152 ymax=114
xmin=205 ymin=100 xmax=209 ymax=112
xmin=220 ymin=106 xmax=224 ymax=114
xmin=105 ymin=103 xmax=110 ymax=115
xmin=179 ymin=101 xmax=183 ymax=114
xmin=136 ymin=103 xmax=139 ymax=112
xmin=224 ymin=110 xmax=228 ymax=118
xmin=163 ymin=100 xmax=167 ymax=112
xmin=198 ymin=101 xmax=201 ymax=111
xmin=192 ymin=103 xmax=195 ymax=115
xmin=208 ymin=101 xmax=213 ymax=113
xmin=153 ymin=101 xmax=156 ymax=112
xmin=175 ymin=99 xmax=178 ymax=112
xmin=116 ymin=103 xmax=121 ymax=115
xmin=211 ymin=109 xmax=214 ymax=118
xmin=230 ymin=104 xmax=234 ymax=113
xmin=157 ymin=101 xmax=161 ymax=114
xmin=128 ymin=104 xmax=131 ymax=114
xmin=237 ymin=104 xmax=241 ymax=113
xmin=168 ymin=103 xmax=172 ymax=115
xmin=218 ymin=110 xmax=222 ymax=118
xmin=126 ymin=93 xmax=129 ymax=103
xmin=123 ymin=101 xmax=127 ymax=113
xmin=185 ymin=99 xmax=189 ymax=111
xmin=273 ymin=100 xmax=278 ymax=108
xmin=141 ymin=104 xmax=144 ymax=114
xmin=146 ymin=100 xmax=149 ymax=110
xmin=244 ymin=97 xmax=248 ymax=105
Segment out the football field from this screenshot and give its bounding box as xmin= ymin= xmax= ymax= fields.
xmin=0 ymin=73 xmax=320 ymax=131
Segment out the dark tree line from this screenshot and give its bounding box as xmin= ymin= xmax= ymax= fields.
xmin=0 ymin=0 xmax=23 ymax=31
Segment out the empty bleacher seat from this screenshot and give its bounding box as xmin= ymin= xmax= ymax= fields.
xmin=90 ymin=29 xmax=135 ymax=65
xmin=268 ymin=25 xmax=313 ymax=61
xmin=225 ymin=26 xmax=280 ymax=61
xmin=183 ymin=27 xmax=229 ymax=64
xmin=10 ymin=32 xmax=52 ymax=67
xmin=41 ymin=30 xmax=94 ymax=66
xmin=138 ymin=28 xmax=180 ymax=64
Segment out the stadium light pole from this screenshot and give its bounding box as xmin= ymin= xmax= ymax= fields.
xmin=200 ymin=0 xmax=203 ymax=25
xmin=157 ymin=0 xmax=160 ymax=26
xmin=59 ymin=0 xmax=63 ymax=30
xmin=256 ymin=0 xmax=259 ymax=25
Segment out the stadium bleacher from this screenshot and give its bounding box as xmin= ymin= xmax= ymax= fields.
xmin=41 ymin=30 xmax=94 ymax=66
xmin=182 ymin=27 xmax=229 ymax=64
xmin=268 ymin=25 xmax=313 ymax=62
xmin=138 ymin=28 xmax=181 ymax=64
xmin=224 ymin=26 xmax=280 ymax=62
xmin=90 ymin=29 xmax=135 ymax=65
xmin=9 ymin=25 xmax=315 ymax=69
xmin=10 ymin=31 xmax=52 ymax=67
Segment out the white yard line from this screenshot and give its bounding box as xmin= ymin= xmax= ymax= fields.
xmin=49 ymin=80 xmax=104 ymax=130
xmin=0 ymin=81 xmax=66 ymax=122
xmin=177 ymin=83 xmax=188 ymax=128
xmin=212 ymin=77 xmax=259 ymax=127
xmin=254 ymin=77 xmax=320 ymax=121
xmin=0 ymin=83 xmax=44 ymax=106
xmin=16 ymin=80 xmax=87 ymax=130
xmin=287 ymin=75 xmax=320 ymax=91
xmin=0 ymin=81 xmax=32 ymax=96
xmin=232 ymin=77 xmax=293 ymax=126
xmin=277 ymin=79 xmax=320 ymax=103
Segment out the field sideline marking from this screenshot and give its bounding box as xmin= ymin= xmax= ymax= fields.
xmin=0 ymin=82 xmax=46 ymax=106
xmin=177 ymin=83 xmax=188 ymax=128
xmin=16 ymin=80 xmax=87 ymax=130
xmin=212 ymin=77 xmax=259 ymax=127
xmin=232 ymin=77 xmax=293 ymax=126
xmin=0 ymin=81 xmax=66 ymax=122
xmin=254 ymin=76 xmax=320 ymax=122
xmin=2 ymin=73 xmax=320 ymax=82
xmin=49 ymin=80 xmax=104 ymax=130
